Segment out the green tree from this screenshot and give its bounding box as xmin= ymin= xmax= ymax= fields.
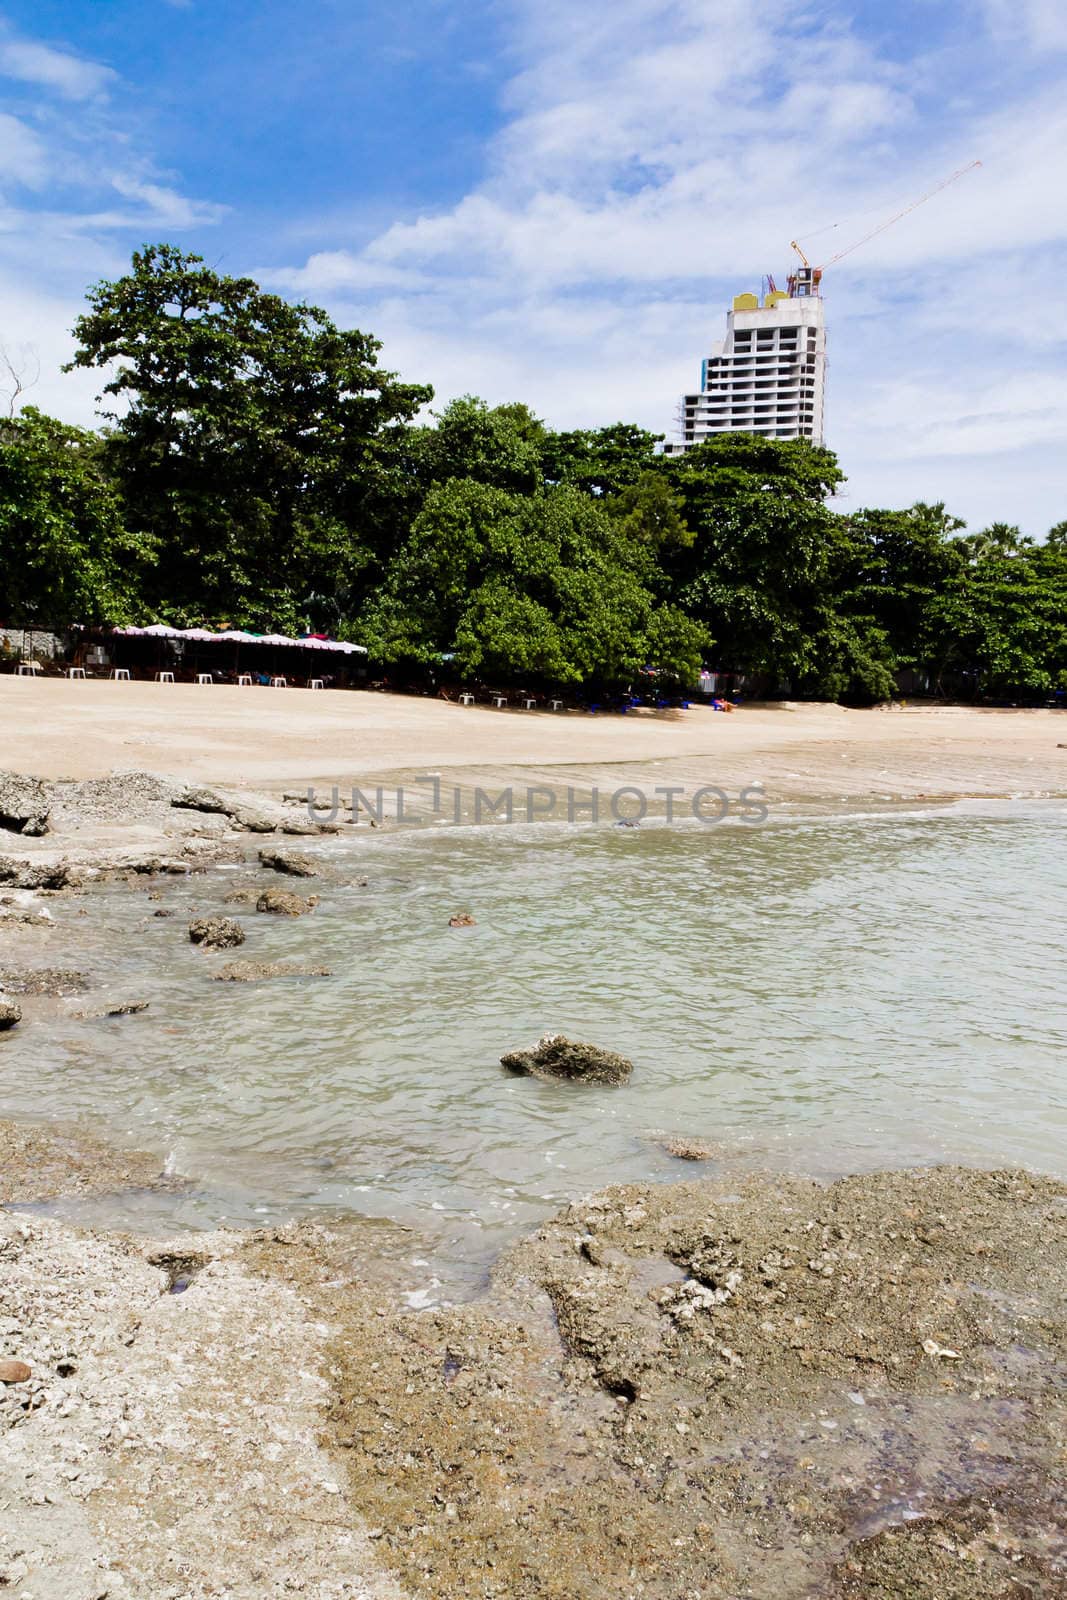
xmin=926 ymin=535 xmax=1067 ymax=697
xmin=362 ymin=479 xmax=707 ymax=687
xmin=541 ymin=423 xmax=662 ymax=496
xmin=66 ymin=243 xmax=431 ymax=628
xmin=661 ymin=434 xmax=848 ymax=690
xmin=0 ymin=408 xmax=150 ymax=626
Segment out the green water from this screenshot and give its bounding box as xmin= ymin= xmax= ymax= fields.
xmin=4 ymin=802 xmax=1065 ymax=1291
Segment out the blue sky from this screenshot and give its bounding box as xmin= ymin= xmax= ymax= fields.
xmin=1 ymin=0 xmax=1065 ymax=532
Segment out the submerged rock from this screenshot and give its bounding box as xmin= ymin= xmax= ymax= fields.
xmin=258 ymin=847 xmax=317 ymax=877
xmin=188 ymin=916 xmax=245 ymax=950
xmin=0 ymin=967 xmax=89 ymax=997
xmin=0 ymin=772 xmax=51 ymax=836
xmin=0 ymin=999 xmax=21 ymax=1030
xmin=213 ymin=960 xmax=332 ymax=982
xmin=448 ymin=912 xmax=477 ymax=928
xmin=501 ymin=1034 xmax=634 ymax=1085
xmin=256 ymin=888 xmax=318 ymax=917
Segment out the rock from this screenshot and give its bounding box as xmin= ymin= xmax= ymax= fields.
xmin=213 ymin=960 xmax=333 ymax=982
xmin=74 ymin=999 xmax=150 ymax=1020
xmin=256 ymin=889 xmax=318 ymax=917
xmin=171 ymin=787 xmax=231 ymax=815
xmin=0 ymin=909 xmax=51 ymax=927
xmin=657 ymin=1136 xmax=714 ymax=1162
xmin=501 ymin=1034 xmax=634 ymax=1085
xmin=0 ymin=999 xmax=22 ymax=1030
xmin=230 ymin=803 xmax=280 ymax=833
xmin=0 ymin=1359 xmax=31 ymax=1383
xmin=0 ymin=772 xmax=51 ymax=836
xmin=258 ymin=848 xmax=317 ymax=877
xmin=0 ymin=968 xmax=89 ymax=997
xmin=281 ymin=818 xmax=341 ymax=836
xmin=153 ymin=908 xmax=174 ymax=918
xmin=172 ymin=787 xmax=280 ymax=833
xmin=0 ymin=856 xmax=78 ymax=890
xmin=188 ymin=916 xmax=246 ymax=950
xmin=448 ymin=912 xmax=477 ymax=928
xmin=223 ymin=888 xmax=259 ymax=906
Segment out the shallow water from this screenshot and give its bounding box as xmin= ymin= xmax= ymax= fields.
xmin=4 ymin=802 xmax=1066 ymax=1287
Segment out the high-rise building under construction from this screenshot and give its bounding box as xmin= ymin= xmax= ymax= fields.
xmin=662 ymin=263 xmax=827 ymax=455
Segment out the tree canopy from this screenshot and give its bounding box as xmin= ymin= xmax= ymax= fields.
xmin=0 ymin=245 xmax=1063 ymax=703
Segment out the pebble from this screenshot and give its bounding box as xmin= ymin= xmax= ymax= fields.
xmin=0 ymin=1358 xmax=32 ymax=1383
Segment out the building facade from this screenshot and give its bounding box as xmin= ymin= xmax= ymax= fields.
xmin=662 ymin=269 xmax=827 ymax=455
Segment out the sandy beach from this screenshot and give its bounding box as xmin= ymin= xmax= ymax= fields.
xmin=2 ymin=678 xmax=1065 ymax=806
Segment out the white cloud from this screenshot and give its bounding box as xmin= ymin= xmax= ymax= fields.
xmin=262 ymin=0 xmax=1067 ymax=530
xmin=980 ymin=0 xmax=1067 ymax=52
xmin=0 ymin=112 xmax=47 ymax=186
xmin=0 ymin=33 xmax=115 ymax=101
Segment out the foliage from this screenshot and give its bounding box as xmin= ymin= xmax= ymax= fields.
xmin=361 ymin=479 xmax=708 ymax=685
xmin=0 ymin=246 xmax=1062 ymax=701
xmin=65 ymin=243 xmax=430 ymax=627
xmin=0 ymin=408 xmax=151 ymax=626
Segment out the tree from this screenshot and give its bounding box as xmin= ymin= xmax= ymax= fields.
xmin=925 ymin=535 xmax=1067 ymax=698
xmin=65 ymin=243 xmax=431 ymax=627
xmin=541 ymin=423 xmax=662 ymax=496
xmin=660 ymin=434 xmax=848 ymax=690
xmin=361 ymin=479 xmax=708 ymax=687
xmin=0 ymin=408 xmax=150 ymax=626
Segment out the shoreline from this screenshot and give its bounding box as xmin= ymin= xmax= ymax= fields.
xmin=1 ymin=706 xmax=1065 ymax=1595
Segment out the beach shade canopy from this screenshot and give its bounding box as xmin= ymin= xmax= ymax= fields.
xmin=110 ymin=625 xmax=366 ymax=654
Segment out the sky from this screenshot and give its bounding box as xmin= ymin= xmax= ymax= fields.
xmin=1 ymin=0 xmax=1065 ymax=533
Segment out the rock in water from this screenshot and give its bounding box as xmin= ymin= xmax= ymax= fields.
xmin=0 ymin=999 xmax=22 ymax=1030
xmin=501 ymin=1034 xmax=634 ymax=1085
xmin=256 ymin=889 xmax=317 ymax=917
xmin=188 ymin=916 xmax=245 ymax=950
xmin=213 ymin=960 xmax=332 ymax=982
xmin=448 ymin=912 xmax=477 ymax=928
xmin=258 ymin=848 xmax=317 ymax=877
xmin=657 ymin=1135 xmax=714 ymax=1161
xmin=0 ymin=772 xmax=51 ymax=835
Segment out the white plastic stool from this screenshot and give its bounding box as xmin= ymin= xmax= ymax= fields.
xmin=67 ymin=667 xmax=86 ymax=679
xmin=550 ymin=699 xmax=564 ymax=711
xmin=155 ymin=671 xmax=175 ymax=683
xmin=523 ymin=698 xmax=536 ymax=710
xmin=493 ymin=695 xmax=507 ymax=707
xmin=17 ymin=662 xmax=41 ymax=676
xmin=237 ymin=674 xmax=253 ymax=686
xmin=459 ymin=693 xmax=474 ymax=705
xmin=271 ymin=676 xmax=287 ymax=688
xmin=196 ymin=673 xmax=213 ymax=685
xmin=111 ymin=669 xmax=130 ymax=681
xmin=308 ymin=678 xmax=324 ymax=690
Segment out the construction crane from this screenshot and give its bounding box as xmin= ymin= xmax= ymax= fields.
xmin=785 ymin=159 xmax=981 ymax=296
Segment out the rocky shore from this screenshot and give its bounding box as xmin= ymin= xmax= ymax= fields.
xmin=2 ymin=1125 xmax=1064 ymax=1599
xmin=1 ymin=765 xmax=1065 ymax=1597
